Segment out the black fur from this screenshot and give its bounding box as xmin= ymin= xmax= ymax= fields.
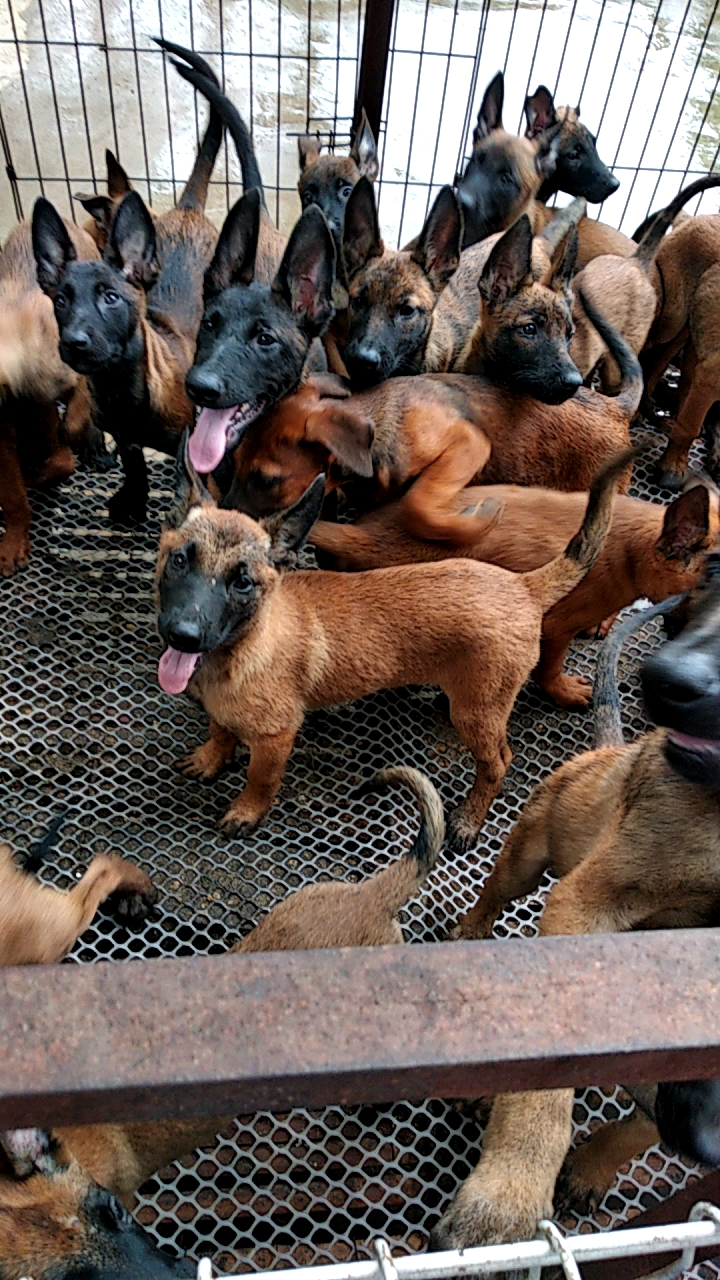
xmin=655 ymin=1080 xmax=720 ymax=1166
xmin=524 ymin=85 xmax=619 ymax=205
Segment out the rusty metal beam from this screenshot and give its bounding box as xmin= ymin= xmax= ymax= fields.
xmin=353 ymin=0 xmax=396 ymax=140
xmin=2 ymin=931 xmax=720 ymax=1130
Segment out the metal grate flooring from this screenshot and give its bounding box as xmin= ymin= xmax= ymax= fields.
xmin=0 ymin=417 xmax=714 ymax=1274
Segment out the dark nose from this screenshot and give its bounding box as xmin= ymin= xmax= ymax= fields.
xmin=642 ymin=648 xmax=720 ymax=709
xmin=562 ymin=367 xmax=583 ymax=393
xmin=607 ymin=173 xmax=620 ymax=194
xmin=167 ymin=621 xmax=203 ymax=653
xmin=346 ymin=349 xmax=383 ymax=387
xmin=186 ymin=366 xmax=222 ymax=406
xmin=64 ymin=331 xmax=92 ymax=353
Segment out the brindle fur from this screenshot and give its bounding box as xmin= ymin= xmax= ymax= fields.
xmin=297 ymin=109 xmax=379 ymax=245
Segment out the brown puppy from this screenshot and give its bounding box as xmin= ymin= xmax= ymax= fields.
xmin=297 ymin=109 xmax=379 ymax=244
xmin=310 ymin=479 xmax=718 ymax=708
xmin=572 ymin=174 xmax=720 ymax=393
xmin=0 ymin=217 xmax=98 ymax=575
xmin=224 ymin=298 xmax=640 ymax=533
xmin=432 ymin=592 xmax=720 ymax=1251
xmin=233 ymin=766 xmax=443 ymax=951
xmin=156 ymin=441 xmax=630 ymax=851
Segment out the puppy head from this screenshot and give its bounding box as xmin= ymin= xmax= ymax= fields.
xmin=525 ymin=88 xmax=619 ymax=204
xmin=156 ymin=436 xmax=326 ymax=693
xmin=297 ymin=112 xmax=379 ymax=243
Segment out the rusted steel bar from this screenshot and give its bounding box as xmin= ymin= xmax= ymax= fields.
xmin=2 ymin=931 xmax=720 ymax=1129
xmin=353 ymin=0 xmax=396 ymax=139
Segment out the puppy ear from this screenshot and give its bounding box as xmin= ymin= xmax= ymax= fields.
xmin=524 ymin=85 xmax=556 ymax=139
xmin=75 ymin=193 xmax=115 ymax=245
xmin=167 ymin=430 xmax=214 ymax=527
xmin=534 ymin=122 xmax=562 ymax=178
xmin=0 ymin=1129 xmax=59 ymax=1179
xmin=106 ymin=191 xmax=158 ymax=289
xmin=32 ymin=197 xmax=77 ymax=297
xmin=298 ymin=135 xmax=322 ymax=171
xmin=657 ymin=485 xmax=712 ymax=562
xmin=411 ymin=186 xmax=463 ymax=292
xmin=342 ymin=176 xmax=384 ymax=279
xmin=264 ymin=473 xmax=327 ymax=564
xmin=106 ymin=149 xmax=132 ymax=199
xmin=549 ymin=224 xmax=578 ymax=294
xmin=350 ymin=109 xmax=379 ymax=182
xmin=204 ymin=187 xmax=262 ymax=303
xmin=478 ymin=214 xmax=533 ymax=307
xmin=474 ymin=71 xmax=504 ymax=143
xmin=305 ymin=403 xmax=374 ymax=476
xmin=273 ymin=205 xmax=336 ymax=337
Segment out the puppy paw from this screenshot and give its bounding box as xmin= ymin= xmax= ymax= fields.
xmin=0 ymin=532 xmax=30 ymax=577
xmin=219 ymin=807 xmax=263 ymax=839
xmin=108 ymin=486 xmax=147 ymax=526
xmin=540 ymin=674 xmax=592 ymax=710
xmin=430 ymin=1182 xmax=542 ymax=1252
xmin=110 ymin=883 xmax=159 ymax=929
xmin=446 ymin=808 xmax=480 ymax=854
xmin=554 ymin=1141 xmax=612 ymax=1217
xmin=179 ymin=740 xmax=232 ymax=781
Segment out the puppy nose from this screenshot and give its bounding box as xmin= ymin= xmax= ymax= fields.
xmin=186 ymin=366 xmax=222 ymax=406
xmin=346 ymin=349 xmax=383 ymax=387
xmin=457 ymin=187 xmax=475 ymax=210
xmin=167 ymin=621 xmax=203 ymax=653
xmin=643 ymin=649 xmax=720 ymax=708
xmin=562 ymin=367 xmax=583 ymax=393
xmin=65 ymin=331 xmax=91 ymax=352
xmin=608 ymin=173 xmax=620 ymax=193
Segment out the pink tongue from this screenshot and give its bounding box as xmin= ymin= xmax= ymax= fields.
xmin=189 ymin=406 xmax=238 ymax=473
xmin=158 ymin=647 xmax=201 ymax=695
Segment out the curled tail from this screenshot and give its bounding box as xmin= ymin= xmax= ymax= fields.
xmin=164 ymin=58 xmax=265 ymax=204
xmin=576 ymin=287 xmax=643 ymax=419
xmin=353 ymin=767 xmax=445 ymax=916
xmin=153 ymin=39 xmax=224 ymax=211
xmin=593 ymin=595 xmax=686 ymax=749
xmin=633 ymin=174 xmax=720 ymax=270
xmin=19 ymin=811 xmax=67 ymax=875
xmin=525 ymin=445 xmax=640 ymax=613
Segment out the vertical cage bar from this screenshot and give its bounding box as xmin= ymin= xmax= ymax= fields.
xmin=353 ymin=0 xmax=396 ymax=140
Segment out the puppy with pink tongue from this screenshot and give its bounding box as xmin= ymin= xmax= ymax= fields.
xmin=189 ymin=401 xmax=266 ymax=474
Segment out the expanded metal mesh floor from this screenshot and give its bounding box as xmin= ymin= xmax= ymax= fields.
xmin=0 ymin=417 xmax=713 ymax=1273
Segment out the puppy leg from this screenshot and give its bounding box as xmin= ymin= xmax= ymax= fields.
xmin=0 ymin=420 xmax=31 ymax=576
xmin=446 ymin=712 xmax=511 ymax=853
xmin=27 ymin=402 xmax=76 ymax=488
xmin=180 ymin=721 xmax=238 ymax=780
xmin=641 ymin=329 xmax=688 ymax=407
xmin=535 ymin=633 xmax=593 ymax=709
xmin=659 ymin=343 xmax=720 ymax=490
xmin=28 ymin=855 xmax=156 ymax=963
xmin=108 ymin=443 xmax=149 ymax=525
xmin=220 ymin=729 xmax=298 ymax=837
xmin=452 ymin=779 xmax=555 ymax=939
xmin=555 ymin=1108 xmax=660 ymax=1215
xmin=398 ymin=426 xmax=497 ymax=544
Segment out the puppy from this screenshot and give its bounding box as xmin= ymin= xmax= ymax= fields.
xmin=297 ymin=110 xmax=379 ymax=244
xmin=156 ymin=439 xmax=630 ymax=852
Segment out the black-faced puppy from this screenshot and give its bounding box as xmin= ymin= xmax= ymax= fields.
xmin=524 ymin=83 xmax=619 ymax=205
xmin=342 ymin=178 xmax=463 ymax=387
xmin=297 ymin=109 xmax=379 ymax=243
xmin=233 ymin=766 xmax=444 ymax=950
xmin=155 ymin=437 xmax=629 ymax=851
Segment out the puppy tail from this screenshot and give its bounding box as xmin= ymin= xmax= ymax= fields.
xmin=633 ymin=174 xmax=720 ymax=269
xmin=165 ymin=60 xmax=265 ymax=204
xmin=575 ymin=287 xmax=643 ymax=419
xmin=593 ymin=595 xmax=686 ymax=749
xmin=524 ymin=445 xmax=640 ymax=613
xmin=309 ymin=520 xmax=383 ymax=570
xmin=19 ymin=810 xmax=68 ymax=875
xmin=153 ymin=39 xmax=224 ymax=211
xmin=353 ymin=767 xmax=445 ymax=914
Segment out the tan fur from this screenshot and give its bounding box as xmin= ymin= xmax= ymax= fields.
xmin=159 ymin=450 xmax=627 ymax=849
xmin=571 ymin=252 xmax=658 ymax=390
xmin=311 ymin=482 xmax=718 ymax=708
xmin=0 ymin=842 xmax=156 ymax=966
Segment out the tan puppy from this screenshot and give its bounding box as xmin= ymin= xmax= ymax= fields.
xmin=310 ymin=479 xmax=718 ymax=708
xmin=156 ymin=442 xmax=631 ymax=852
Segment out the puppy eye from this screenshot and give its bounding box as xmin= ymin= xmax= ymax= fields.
xmin=103 ymin=290 xmax=120 ymax=305
xmin=302 ymin=190 xmax=314 ymax=205
xmin=202 ymin=314 xmax=218 ymax=332
xmin=521 ymin=322 xmax=537 ymax=337
xmin=567 ymin=148 xmax=582 ymax=161
xmin=172 ymin=551 xmax=187 ymax=569
xmin=342 ymin=185 xmax=353 ymax=198
xmin=398 ymin=302 xmax=416 ymax=319
xmin=256 ymin=332 xmax=277 ymax=347
xmin=231 ymin=571 xmax=253 ymax=593
xmin=55 ymin=295 xmax=66 ymax=309
xmin=500 ymin=171 xmax=513 ymax=185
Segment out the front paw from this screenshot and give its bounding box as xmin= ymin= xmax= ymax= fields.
xmin=430 ymin=1181 xmax=543 ymax=1252
xmin=108 ymin=486 xmax=147 ymax=526
xmin=219 ymin=804 xmax=264 ymax=839
xmin=178 ymin=742 xmax=230 ymax=781
xmin=446 ymin=807 xmax=481 ymax=854
xmin=554 ymin=1139 xmax=613 ymax=1217
xmin=110 ymin=883 xmax=159 ymax=928
xmin=0 ymin=532 xmax=30 ymax=577
xmin=540 ymin=674 xmax=592 ymax=710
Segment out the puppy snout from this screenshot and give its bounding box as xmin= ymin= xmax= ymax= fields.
xmin=345 ymin=348 xmax=383 ymax=387
xmin=166 ymin=621 xmax=203 ymax=653
xmin=561 ymin=366 xmax=583 ymax=394
xmin=643 ymin=649 xmax=720 ymax=710
xmin=63 ymin=330 xmax=92 ymax=355
xmin=186 ymin=366 xmax=223 ymax=406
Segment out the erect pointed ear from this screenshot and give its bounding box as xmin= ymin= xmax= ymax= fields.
xmin=478 ymin=214 xmax=533 ymax=307
xmin=298 ymin=135 xmax=322 ymax=172
xmin=106 ymin=149 xmax=132 ymax=199
xmin=273 ymin=205 xmax=336 ymax=337
xmin=32 ymin=197 xmax=77 ymax=297
xmin=106 ymin=190 xmax=158 ymax=289
xmin=657 ymin=485 xmax=712 ymax=562
xmin=549 ymin=224 xmax=579 ymax=293
xmin=166 ymin=430 xmax=214 ymax=528
xmin=342 ymin=175 xmax=384 ymax=278
xmin=204 ymin=187 xmax=262 ymax=303
xmin=524 ymin=85 xmax=557 ymax=139
xmin=305 ymin=402 xmax=374 ymax=476
xmin=0 ymin=1129 xmax=59 ymax=1179
xmin=75 ymin=193 xmax=115 ymax=244
xmin=263 ymin=473 xmax=327 ymax=565
xmin=473 ymin=71 xmax=504 ymax=144
xmin=534 ymin=121 xmax=563 ymax=178
xmin=350 ymin=108 xmax=379 ymax=182
xmin=411 ymin=186 xmax=463 ymax=292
